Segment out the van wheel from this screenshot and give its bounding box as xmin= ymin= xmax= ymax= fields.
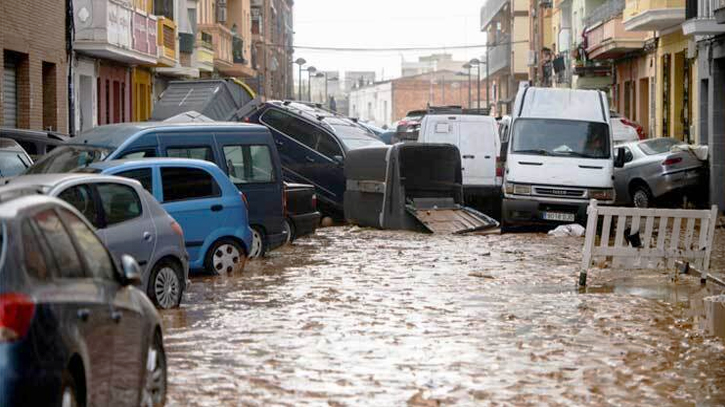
xmin=631 ymin=185 xmax=653 ymax=208
xmin=283 ymin=218 xmax=295 ymax=244
xmin=60 ymin=370 xmax=82 ymax=407
xmin=248 ymin=227 xmax=266 ymax=258
xmin=148 ymin=260 xmax=182 ymax=309
xmin=205 ymin=238 xmax=247 ymax=274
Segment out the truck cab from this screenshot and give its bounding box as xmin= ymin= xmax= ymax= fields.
xmin=501 ymin=86 xmax=624 ymax=230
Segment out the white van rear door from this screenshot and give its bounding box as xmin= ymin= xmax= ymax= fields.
xmin=423 ymin=117 xmax=459 ymax=146
xmin=459 ymin=121 xmax=496 ymax=187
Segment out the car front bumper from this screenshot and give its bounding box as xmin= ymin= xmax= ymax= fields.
xmin=289 ymin=211 xmax=321 ymax=241
xmin=502 ymin=196 xmax=592 ymax=228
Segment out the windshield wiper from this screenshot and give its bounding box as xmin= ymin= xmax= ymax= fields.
xmin=515 ymin=149 xmax=550 ymax=156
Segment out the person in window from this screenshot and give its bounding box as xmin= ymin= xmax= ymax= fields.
xmin=583 ymin=134 xmax=605 ymax=158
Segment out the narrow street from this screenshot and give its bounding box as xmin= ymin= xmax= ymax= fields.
xmin=162 ymin=227 xmax=725 ymax=406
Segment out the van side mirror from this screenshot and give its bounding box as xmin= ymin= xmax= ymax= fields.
xmin=614 ymin=147 xmax=626 ymax=168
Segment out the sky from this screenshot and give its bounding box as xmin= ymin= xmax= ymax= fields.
xmin=293 ymin=0 xmax=487 ymax=82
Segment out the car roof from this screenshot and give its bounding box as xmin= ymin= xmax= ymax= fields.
xmin=69 ymin=121 xmax=270 ymax=148
xmin=264 ymin=100 xmax=366 ymax=133
xmin=88 ymin=157 xmax=222 ymax=171
xmin=517 ymin=87 xmax=607 ymax=123
xmin=424 ymin=114 xmax=497 ymax=123
xmin=0 ymin=138 xmax=25 ymax=151
xmin=0 ymin=127 xmax=69 ymax=141
xmin=0 ymin=193 xmax=72 ymax=220
xmin=5 ymin=173 xmax=137 ymax=190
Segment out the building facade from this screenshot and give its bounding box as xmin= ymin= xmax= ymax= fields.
xmin=251 ymin=0 xmax=294 ymax=100
xmin=1 ymin=0 xmax=68 ymax=132
xmin=401 ymin=54 xmax=469 ymax=78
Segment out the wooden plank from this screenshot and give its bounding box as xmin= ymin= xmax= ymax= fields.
xmin=600 ymin=214 xmax=612 ymax=247
xmin=642 ymin=216 xmax=655 ymax=249
xmin=668 ymin=217 xmax=682 ymax=268
xmin=684 ymin=218 xmax=696 ymax=251
xmin=593 ymin=247 xmax=707 ymax=259
xmin=656 ymin=216 xmax=668 ymax=251
xmin=703 ymin=205 xmax=719 ymax=272
xmin=596 ymin=206 xmax=714 ymax=219
xmin=612 ymin=214 xmax=627 ymax=268
xmin=580 ymin=200 xmax=599 ymax=275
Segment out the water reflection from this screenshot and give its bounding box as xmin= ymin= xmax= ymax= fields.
xmin=162 ymin=227 xmax=725 ymax=406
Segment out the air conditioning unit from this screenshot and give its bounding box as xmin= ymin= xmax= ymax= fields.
xmin=217 ymin=0 xmax=227 ymax=22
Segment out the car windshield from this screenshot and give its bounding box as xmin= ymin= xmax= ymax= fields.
xmin=0 ymin=151 xmax=32 ymax=177
xmin=512 ymin=118 xmax=611 ymax=159
xmin=330 ymin=123 xmax=386 ymax=150
xmin=26 ymin=145 xmax=110 ymax=174
xmin=639 ymin=138 xmax=682 ymax=155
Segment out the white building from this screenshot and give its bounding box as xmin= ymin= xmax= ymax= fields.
xmin=348 ymin=81 xmax=393 ymax=128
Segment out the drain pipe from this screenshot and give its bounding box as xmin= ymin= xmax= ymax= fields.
xmin=66 ymin=0 xmax=75 ymax=136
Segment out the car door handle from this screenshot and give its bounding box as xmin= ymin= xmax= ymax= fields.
xmin=463 ymin=155 xmax=475 ymax=159
xmin=211 ymin=204 xmax=224 ymax=212
xmin=111 ymin=310 xmax=123 ymax=323
xmin=77 ymin=308 xmax=91 ymax=322
xmin=305 ymin=156 xmax=315 ymax=163
xmin=484 ymin=155 xmax=491 ymax=159
xmin=143 ymin=231 xmax=153 ymax=242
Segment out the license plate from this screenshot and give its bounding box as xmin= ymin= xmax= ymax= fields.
xmin=542 ymin=211 xmax=576 ymax=222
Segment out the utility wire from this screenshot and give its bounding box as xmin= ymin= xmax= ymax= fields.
xmin=256 ymin=41 xmax=530 ymax=52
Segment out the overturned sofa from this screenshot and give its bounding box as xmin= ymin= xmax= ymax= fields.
xmin=344 ymin=143 xmax=499 ymax=234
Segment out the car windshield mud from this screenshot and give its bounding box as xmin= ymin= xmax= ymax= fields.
xmin=26 ymin=145 xmax=110 ymax=174
xmin=512 ymin=118 xmax=610 ymax=159
xmin=639 ymin=138 xmax=682 ymax=155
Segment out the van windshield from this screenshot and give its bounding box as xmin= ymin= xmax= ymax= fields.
xmin=512 ymin=119 xmax=610 ymax=159
xmin=26 ymin=145 xmax=110 ymax=174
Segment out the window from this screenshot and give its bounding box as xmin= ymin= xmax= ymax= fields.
xmin=119 ymin=149 xmax=157 ymax=159
xmin=512 ymin=119 xmax=611 ymax=159
xmin=167 ymin=146 xmax=214 ymax=162
xmin=223 ymin=145 xmax=275 ymax=184
xmin=58 ymin=209 xmax=115 ymax=281
xmin=316 ymin=133 xmax=343 ymax=158
xmin=17 ymin=141 xmax=38 ymax=157
xmin=261 ymin=109 xmax=319 ymax=148
xmin=22 ymin=221 xmax=48 ymax=280
xmin=26 ymin=145 xmax=110 ymax=175
xmin=58 ymin=184 xmax=101 ymax=228
xmin=0 ymin=151 xmax=31 ymax=177
xmin=42 ymin=62 xmax=57 ymax=131
xmin=623 ymin=147 xmax=634 ymax=163
xmin=96 ymin=183 xmax=142 ymax=226
xmin=33 ymin=209 xmax=84 ymax=279
xmin=116 ymin=168 xmax=153 ymax=192
xmin=161 ymin=167 xmax=220 ymax=202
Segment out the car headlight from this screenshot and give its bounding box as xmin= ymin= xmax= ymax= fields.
xmin=589 ymin=189 xmax=614 ymax=201
xmin=513 ymin=184 xmax=532 ymax=195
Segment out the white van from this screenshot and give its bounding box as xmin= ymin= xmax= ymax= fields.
xmin=501 ymin=86 xmax=625 ymax=229
xmin=418 ymin=114 xmax=501 ymax=210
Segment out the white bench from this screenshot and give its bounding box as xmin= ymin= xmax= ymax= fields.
xmin=579 ymin=200 xmax=719 ymax=286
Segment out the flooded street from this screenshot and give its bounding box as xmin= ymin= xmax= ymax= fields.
xmin=162 ymin=227 xmax=725 ymax=406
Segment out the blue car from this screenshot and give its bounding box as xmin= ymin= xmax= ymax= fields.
xmin=26 ymin=122 xmax=286 ymax=258
xmin=82 ymin=158 xmax=253 ymax=274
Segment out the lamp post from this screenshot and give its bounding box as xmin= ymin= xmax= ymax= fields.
xmin=462 ymin=62 xmax=472 ymax=108
xmin=294 ymin=57 xmax=306 ymax=100
xmin=315 ymin=72 xmax=331 ymax=107
xmin=306 ymin=66 xmax=317 ymax=101
xmin=469 ymin=58 xmax=481 ymax=112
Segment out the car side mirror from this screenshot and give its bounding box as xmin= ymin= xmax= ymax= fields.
xmin=333 ymin=155 xmax=344 ymax=165
xmin=614 ymin=147 xmax=626 ymax=168
xmin=120 ymin=254 xmax=142 ymax=286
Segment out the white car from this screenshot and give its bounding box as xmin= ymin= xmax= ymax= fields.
xmin=610 ymin=111 xmax=644 ymax=144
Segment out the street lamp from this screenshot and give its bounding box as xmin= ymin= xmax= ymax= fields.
xmin=294 ymin=57 xmax=306 ymax=100
xmin=462 ymin=62 xmax=472 ymax=108
xmin=306 ymin=66 xmax=317 ymax=101
xmin=314 ymin=72 xmax=330 ymax=107
xmin=469 ymin=58 xmax=481 ymax=112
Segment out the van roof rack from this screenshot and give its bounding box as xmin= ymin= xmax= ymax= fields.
xmin=426 ymin=105 xmax=491 ymax=116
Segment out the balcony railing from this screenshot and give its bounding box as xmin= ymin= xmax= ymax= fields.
xmin=715 ymin=0 xmax=725 ymax=22
xmin=584 ymin=0 xmax=626 ymax=26
xmin=585 ymin=16 xmax=647 ymax=59
xmin=623 ymin=0 xmax=686 ymax=31
xmin=481 ymin=0 xmax=509 ymax=31
xmin=682 ymin=0 xmax=725 ymax=33
xmin=199 ymin=23 xmax=233 ymax=68
xmin=484 ymin=35 xmax=512 ymax=78
xmin=157 ymin=16 xmax=177 ymax=65
xmin=132 ymin=10 xmax=158 ymax=58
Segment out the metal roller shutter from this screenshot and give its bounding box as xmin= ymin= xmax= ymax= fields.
xmin=3 ymin=61 xmax=17 ymax=128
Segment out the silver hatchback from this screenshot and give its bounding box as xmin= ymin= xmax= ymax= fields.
xmin=4 ymin=173 xmax=190 ymax=308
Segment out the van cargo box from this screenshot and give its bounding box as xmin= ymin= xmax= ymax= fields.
xmin=150 ymin=79 xmax=255 ymax=121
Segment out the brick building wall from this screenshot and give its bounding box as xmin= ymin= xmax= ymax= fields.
xmin=392 ymin=78 xmax=473 ymax=122
xmin=0 ymin=0 xmax=68 ymax=132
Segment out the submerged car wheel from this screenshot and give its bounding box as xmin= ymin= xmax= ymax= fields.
xmin=148 ymin=261 xmax=182 ymax=309
xmin=141 ymin=330 xmax=167 ymax=407
xmin=206 ymin=238 xmax=247 ymax=273
xmin=631 ymin=185 xmax=653 ymax=208
xmin=248 ymin=227 xmax=266 ymax=258
xmin=60 ymin=370 xmax=81 ymax=407
xmin=282 ymin=218 xmax=295 ymax=244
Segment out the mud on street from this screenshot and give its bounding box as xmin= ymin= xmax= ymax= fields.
xmin=161 ymin=227 xmax=725 ymax=406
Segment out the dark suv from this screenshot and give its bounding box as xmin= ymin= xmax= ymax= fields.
xmin=242 ymin=101 xmax=385 ymax=216
xmin=0 ymin=193 xmax=166 ymax=407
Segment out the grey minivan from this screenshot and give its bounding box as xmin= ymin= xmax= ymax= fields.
xmin=4 ymin=173 xmax=189 ymax=309
xmin=26 ymin=122 xmax=287 ymax=258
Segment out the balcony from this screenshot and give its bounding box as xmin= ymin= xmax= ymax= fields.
xmin=481 ymin=0 xmax=509 ymax=31
xmin=623 ymin=0 xmax=685 ymax=31
xmin=682 ymin=0 xmax=725 ymax=34
xmin=584 ymin=0 xmax=626 ymax=26
xmin=194 ymin=31 xmax=215 ymax=73
xmin=198 ymin=23 xmax=234 ymax=70
xmin=73 ymin=0 xmax=158 ymax=64
xmin=223 ymin=36 xmax=257 ymax=78
xmin=156 ymin=16 xmax=177 ymax=66
xmin=483 ymin=36 xmax=512 ymax=78
xmin=715 ymin=0 xmax=725 ymax=22
xmin=586 ymin=16 xmax=648 ymax=59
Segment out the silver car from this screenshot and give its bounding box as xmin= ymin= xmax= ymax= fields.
xmin=614 ymin=138 xmax=707 ymax=208
xmin=4 ymin=173 xmax=190 ymax=309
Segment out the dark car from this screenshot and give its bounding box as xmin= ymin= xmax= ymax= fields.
xmin=284 ymin=182 xmax=320 ymax=243
xmin=242 ymin=101 xmax=385 ymax=216
xmin=25 ymin=122 xmax=287 ymax=258
xmin=0 ymin=138 xmax=33 ymax=178
xmin=0 ymin=193 xmax=166 ymax=407
xmin=0 ymin=127 xmax=69 ymax=160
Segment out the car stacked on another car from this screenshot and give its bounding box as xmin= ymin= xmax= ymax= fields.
xmin=0 ymin=127 xmax=69 ymax=160
xmin=5 ymin=173 xmax=190 ymax=309
xmin=393 ymin=110 xmax=427 ymax=143
xmin=614 ymin=138 xmax=708 ymax=208
xmin=0 ymin=138 xmax=33 ymax=180
xmin=0 ymin=193 xmax=166 ymax=407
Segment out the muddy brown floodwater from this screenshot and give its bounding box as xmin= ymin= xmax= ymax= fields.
xmin=161 ymin=226 xmax=725 ymax=407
